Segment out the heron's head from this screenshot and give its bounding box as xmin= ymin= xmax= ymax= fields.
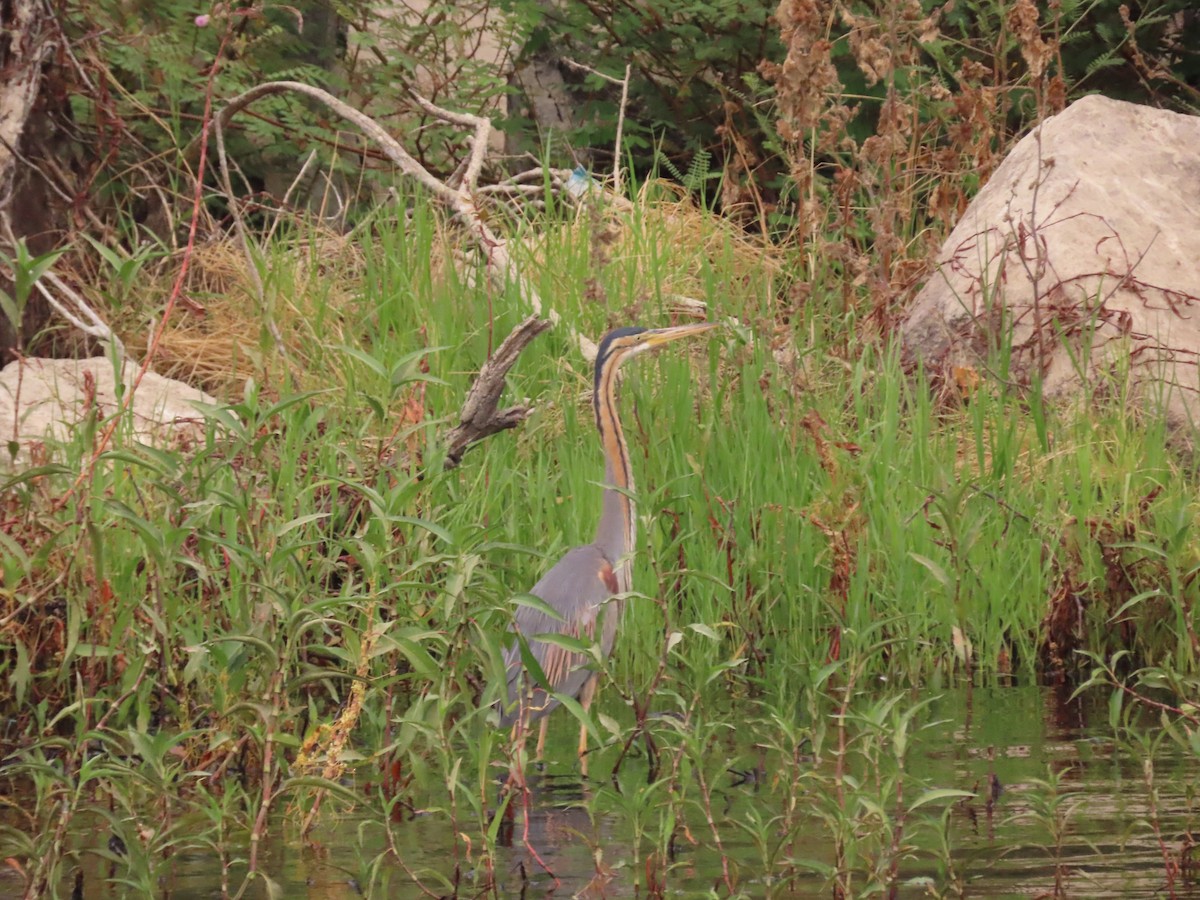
xmin=593 ymin=321 xmax=718 ymax=403
xmin=596 ymin=321 xmax=717 ymax=370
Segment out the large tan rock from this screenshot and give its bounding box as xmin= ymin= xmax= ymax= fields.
xmin=0 ymin=357 xmax=218 ymax=469
xmin=901 ymin=95 xmax=1200 ymax=429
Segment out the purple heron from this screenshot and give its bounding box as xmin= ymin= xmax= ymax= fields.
xmin=500 ymin=322 xmax=717 ymax=775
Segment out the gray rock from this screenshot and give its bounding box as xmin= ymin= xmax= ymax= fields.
xmin=0 ymin=357 xmax=219 ymax=469
xmin=901 ymin=94 xmax=1200 ymax=430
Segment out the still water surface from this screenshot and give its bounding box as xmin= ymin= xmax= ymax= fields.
xmin=11 ymin=684 xmax=1200 ymax=898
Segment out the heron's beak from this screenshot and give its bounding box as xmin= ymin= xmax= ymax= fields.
xmin=642 ymin=321 xmax=719 ymax=348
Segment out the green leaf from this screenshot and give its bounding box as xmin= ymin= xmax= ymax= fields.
xmin=82 ymin=233 xmax=126 ymax=272
xmin=0 ymin=464 xmax=71 ymax=492
xmin=11 ymin=637 xmax=31 ymax=707
xmin=0 ymin=288 xmax=20 ymax=330
xmin=909 ymin=788 xmax=976 ymax=810
xmin=386 ymin=634 xmax=441 ymax=679
xmin=515 ymin=632 xmax=550 ymax=692
xmin=392 ymin=515 xmax=453 ymax=545
xmin=97 ymin=449 xmax=169 ymax=475
xmin=73 ymin=644 xmax=118 ymax=657
xmin=390 ymin=345 xmax=449 ymax=388
xmin=26 ymin=246 xmax=68 ymax=284
xmin=1110 ymin=589 xmax=1164 ymax=620
xmin=530 ymin=632 xmax=593 ymax=655
xmin=511 ymin=593 xmax=564 ymax=621
xmin=260 ymin=391 xmax=330 ymax=421
xmin=555 ymin=692 xmax=601 ymax=744
xmin=207 ymin=634 xmax=280 ymax=669
xmin=786 ymin=858 xmax=836 ymax=877
xmin=0 ymin=529 xmax=30 ymax=574
xmin=909 ymin=552 xmax=953 ymax=589
xmin=274 ymin=512 xmax=332 ymax=536
xmin=338 ymin=345 xmax=389 ymax=379
xmin=278 ymin=775 xmax=361 ymax=807
xmin=1188 ymin=727 xmax=1200 ymax=760
xmin=363 ymin=394 xmax=385 ymax=421
xmin=103 ymin=500 xmax=165 ymax=557
xmin=1111 ymin=541 xmax=1168 ymax=560
xmin=1109 ymin=687 xmax=1125 ymax=729
xmin=189 ymin=400 xmax=245 ymax=436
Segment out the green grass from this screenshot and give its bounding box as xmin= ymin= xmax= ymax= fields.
xmin=3 ymin=184 xmax=1200 ymax=896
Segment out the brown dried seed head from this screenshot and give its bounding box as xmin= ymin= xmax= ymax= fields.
xmin=1009 ymin=0 xmax=1052 ymax=79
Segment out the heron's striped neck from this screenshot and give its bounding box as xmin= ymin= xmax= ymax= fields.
xmin=593 ymin=355 xmax=635 ymax=593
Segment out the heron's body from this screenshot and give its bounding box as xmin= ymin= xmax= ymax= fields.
xmin=501 ymin=323 xmax=715 ymax=774
xmin=501 ymin=544 xmax=620 ymax=725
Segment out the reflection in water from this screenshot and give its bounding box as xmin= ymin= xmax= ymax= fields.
xmin=924 ymin=685 xmax=1199 ymax=899
xmin=15 ymin=685 xmax=1200 ymax=898
xmin=494 ymin=772 xmax=606 ymax=895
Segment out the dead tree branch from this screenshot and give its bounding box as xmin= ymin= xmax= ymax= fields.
xmin=0 ymin=0 xmax=53 ymax=209
xmin=443 ymin=315 xmax=551 ymax=469
xmin=209 ymin=81 xmax=595 ymax=359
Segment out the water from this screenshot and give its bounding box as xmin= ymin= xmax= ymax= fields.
xmin=7 ymin=684 xmax=1200 ymax=898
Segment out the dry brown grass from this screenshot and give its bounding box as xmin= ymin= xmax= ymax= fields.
xmin=111 ymin=233 xmax=368 ymax=398
xmin=517 ymin=185 xmax=785 ymax=326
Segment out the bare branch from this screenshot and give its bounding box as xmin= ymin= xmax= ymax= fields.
xmin=209 ymin=82 xmax=598 ymax=359
xmin=613 ymin=63 xmax=631 ymax=196
xmin=0 ymin=217 xmax=125 ymax=357
xmin=443 ymin=315 xmax=552 ymax=468
xmin=405 ymin=89 xmax=492 ymax=192
xmin=208 ymin=83 xmax=615 ymax=458
xmin=35 ymin=272 xmax=125 ymax=357
xmin=562 ymin=59 xmax=632 ymax=195
xmin=561 ymin=57 xmax=625 ymax=85
xmin=265 ymin=148 xmax=320 ymax=244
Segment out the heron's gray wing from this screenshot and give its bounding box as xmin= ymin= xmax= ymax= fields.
xmin=500 ymin=543 xmax=619 ymax=726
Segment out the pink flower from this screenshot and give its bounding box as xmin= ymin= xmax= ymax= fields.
xmin=194 ymin=14 xmax=210 ymax=27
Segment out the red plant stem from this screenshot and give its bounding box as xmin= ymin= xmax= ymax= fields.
xmin=53 ymin=24 xmax=232 ymax=514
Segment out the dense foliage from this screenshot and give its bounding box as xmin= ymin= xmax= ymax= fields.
xmin=0 ymin=1 xmax=1198 ymax=897
xmin=504 ymin=0 xmax=1199 ymax=215
xmin=58 ymin=1 xmax=1200 ymax=226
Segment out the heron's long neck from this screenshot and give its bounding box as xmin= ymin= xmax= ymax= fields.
xmin=593 ymin=366 xmax=635 ymax=593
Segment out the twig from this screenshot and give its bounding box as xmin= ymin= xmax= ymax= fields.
xmin=561 ymin=59 xmax=632 ymax=196
xmin=1140 ymin=752 xmax=1180 ymax=899
xmin=264 ymin=148 xmax=320 ymax=244
xmin=613 ymin=64 xmax=631 ymax=196
xmin=405 ymin=89 xmax=492 ymax=192
xmin=246 ymin=670 xmax=283 ymax=882
xmin=0 ymin=134 xmax=73 ymax=208
xmin=208 ymin=82 xmax=486 ymax=237
xmin=36 ymin=267 xmax=126 ymax=357
xmin=695 ymin=757 xmax=736 ymax=894
xmin=383 ymin=814 xmax=444 ymax=899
